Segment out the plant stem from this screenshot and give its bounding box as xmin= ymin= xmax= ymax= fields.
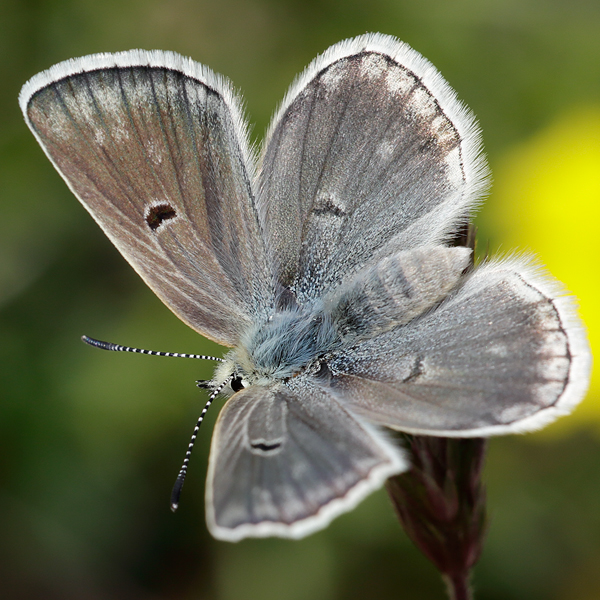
xmin=443 ymin=571 xmax=473 ymax=600
xmin=386 ymin=436 xmax=487 ymax=600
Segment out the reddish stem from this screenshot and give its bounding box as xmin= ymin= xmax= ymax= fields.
xmin=443 ymin=571 xmax=473 ymax=600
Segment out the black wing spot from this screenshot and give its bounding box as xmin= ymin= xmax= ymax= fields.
xmin=250 ymin=440 xmax=282 ymax=454
xmin=146 ymin=203 xmax=177 ymax=231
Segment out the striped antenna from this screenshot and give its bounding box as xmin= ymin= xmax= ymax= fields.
xmin=82 ymin=335 xmax=224 ymax=362
xmin=170 ymin=376 xmax=232 ymax=511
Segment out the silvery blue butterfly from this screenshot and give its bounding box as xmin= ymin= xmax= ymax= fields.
xmin=20 ymin=34 xmax=591 ymax=541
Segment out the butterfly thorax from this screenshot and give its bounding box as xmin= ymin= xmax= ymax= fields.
xmin=215 ymin=303 xmax=341 ymax=391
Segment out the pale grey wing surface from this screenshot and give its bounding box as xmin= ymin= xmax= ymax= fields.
xmin=205 ymin=381 xmax=406 ymax=541
xmin=324 ymin=258 xmax=591 ymax=436
xmin=257 ymin=33 xmax=489 ymax=302
xmin=20 ymin=52 xmax=272 ymax=346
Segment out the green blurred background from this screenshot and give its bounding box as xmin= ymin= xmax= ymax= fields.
xmin=1 ymin=0 xmax=599 ymax=598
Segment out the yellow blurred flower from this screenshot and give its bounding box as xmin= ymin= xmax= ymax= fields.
xmin=485 ymin=106 xmax=599 ymax=435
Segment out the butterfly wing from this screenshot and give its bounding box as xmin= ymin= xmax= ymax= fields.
xmin=324 ymin=258 xmax=591 ymax=436
xmin=257 ymin=33 xmax=489 ymax=302
xmin=20 ymin=52 xmax=272 ymax=346
xmin=205 ymin=380 xmax=407 ymax=540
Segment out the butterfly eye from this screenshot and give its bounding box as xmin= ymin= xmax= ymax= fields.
xmin=230 ymin=376 xmax=245 ymax=392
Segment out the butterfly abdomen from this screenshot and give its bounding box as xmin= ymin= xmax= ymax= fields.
xmin=326 ymin=246 xmax=472 ymax=342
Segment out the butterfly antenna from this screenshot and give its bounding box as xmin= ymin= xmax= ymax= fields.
xmin=82 ymin=335 xmax=224 ymax=362
xmin=170 ymin=376 xmax=232 ymax=512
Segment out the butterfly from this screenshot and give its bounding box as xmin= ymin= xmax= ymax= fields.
xmin=20 ymin=33 xmax=591 ymax=541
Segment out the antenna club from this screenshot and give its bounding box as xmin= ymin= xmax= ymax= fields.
xmin=82 ymin=335 xmax=117 ymax=350
xmin=171 ymin=473 xmax=185 ymax=511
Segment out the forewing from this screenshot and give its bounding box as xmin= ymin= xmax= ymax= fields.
xmin=20 ymin=51 xmax=272 ymax=346
xmin=257 ymin=33 xmax=489 ymax=302
xmin=326 ymin=258 xmax=591 ymax=436
xmin=206 ymin=381 xmax=406 ymax=540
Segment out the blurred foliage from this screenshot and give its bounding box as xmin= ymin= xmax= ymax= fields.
xmin=0 ymin=0 xmax=598 ymax=599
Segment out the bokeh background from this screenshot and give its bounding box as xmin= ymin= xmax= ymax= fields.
xmin=1 ymin=0 xmax=599 ymax=598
